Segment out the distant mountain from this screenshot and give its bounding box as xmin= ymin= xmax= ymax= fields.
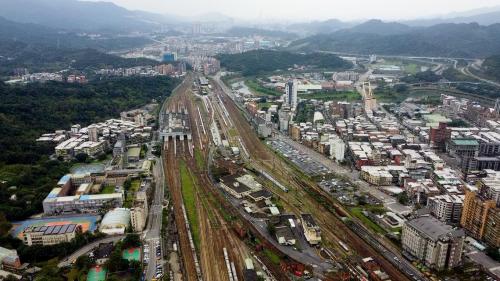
xmin=224 ymin=27 xmax=297 ymax=39
xmin=0 ymin=17 xmax=152 ymax=51
xmin=0 ymin=17 xmax=155 ymax=75
xmin=345 ymin=20 xmax=416 ymax=35
xmin=286 ymin=19 xmax=354 ymax=35
xmin=0 ymin=0 xmax=172 ymax=32
xmin=404 ymin=7 xmax=500 ymax=26
xmin=288 ymin=21 xmax=500 ymax=58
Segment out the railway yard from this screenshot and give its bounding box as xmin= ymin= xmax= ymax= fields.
xmin=156 ymin=72 xmax=424 ymax=281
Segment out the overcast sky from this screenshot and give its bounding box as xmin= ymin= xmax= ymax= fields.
xmin=96 ymin=0 xmax=500 ymax=21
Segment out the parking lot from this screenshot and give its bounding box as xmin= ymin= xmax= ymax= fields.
xmin=267 ymin=139 xmax=331 ymax=177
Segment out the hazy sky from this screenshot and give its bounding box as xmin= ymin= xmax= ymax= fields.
xmin=97 ymin=0 xmax=500 ymax=21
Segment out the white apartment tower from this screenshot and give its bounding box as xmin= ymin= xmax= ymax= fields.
xmin=284 ymin=79 xmax=298 ymax=110
xmin=88 ymin=125 xmax=98 ymax=142
xmin=329 ymin=135 xmax=346 ymax=162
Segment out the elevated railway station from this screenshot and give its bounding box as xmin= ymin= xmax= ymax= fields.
xmin=159 ymin=108 xmax=192 ymax=142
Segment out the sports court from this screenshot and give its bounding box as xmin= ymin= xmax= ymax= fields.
xmin=122 ymin=247 xmax=141 ymax=261
xmin=87 ymin=265 xmax=107 ymax=281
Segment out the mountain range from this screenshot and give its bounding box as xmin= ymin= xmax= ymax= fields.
xmin=0 ymin=0 xmax=172 ymax=32
xmin=288 ymin=21 xmax=500 ymax=58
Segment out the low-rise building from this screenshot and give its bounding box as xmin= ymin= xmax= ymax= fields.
xmin=275 ymin=226 xmax=296 ymax=246
xmin=0 ymin=247 xmax=21 ymax=270
xmin=360 ymin=166 xmax=407 ymax=186
xmin=23 ymin=224 xmax=82 ymax=246
xmin=300 ymin=214 xmax=321 ymax=245
xmin=402 ymin=216 xmax=465 ymax=270
xmin=99 ymin=208 xmax=130 ymax=235
xmin=220 ymin=174 xmax=262 ymax=199
xmin=43 ymin=191 xmax=123 ymax=215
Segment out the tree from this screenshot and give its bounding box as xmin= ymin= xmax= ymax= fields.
xmin=75 ymin=153 xmax=89 ymax=163
xmin=394 ymin=83 xmax=409 ymax=93
xmin=3 ymin=275 xmax=19 ymax=281
xmin=105 ymin=248 xmax=129 ymax=273
xmin=398 ymin=191 xmax=410 ymax=205
xmin=123 ymin=179 xmax=132 ymax=191
xmin=267 ymin=224 xmax=276 ymax=236
xmin=74 ymin=255 xmax=92 ymax=271
xmin=0 ymin=212 xmax=12 ymax=237
xmin=486 ymin=246 xmax=500 ymax=262
xmin=96 ymin=152 xmax=107 ymax=161
xmin=122 ymin=234 xmax=141 ymax=248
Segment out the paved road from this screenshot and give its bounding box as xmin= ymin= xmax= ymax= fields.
xmin=460 ymin=63 xmax=500 ymax=88
xmin=58 ymin=235 xmax=124 ymax=268
xmin=144 ymin=89 xmax=169 ymax=281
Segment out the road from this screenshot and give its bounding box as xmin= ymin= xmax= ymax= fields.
xmin=460 ymin=62 xmax=500 ymax=88
xmin=144 ymin=80 xmax=174 ymax=281
xmin=58 ymin=235 xmax=124 ymax=268
xmin=144 ymin=157 xmax=166 ymax=280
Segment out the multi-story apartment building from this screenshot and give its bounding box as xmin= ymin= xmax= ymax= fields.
xmin=130 ymin=189 xmax=148 ymax=232
xmin=460 ymin=190 xmax=496 ymax=240
xmin=478 ymin=169 xmax=500 ymax=206
xmin=484 ymin=208 xmax=500 ymax=248
xmin=427 ymin=194 xmax=464 ymax=223
xmin=402 ymin=216 xmax=465 ymax=270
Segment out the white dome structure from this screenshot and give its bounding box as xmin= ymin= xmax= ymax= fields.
xmin=99 ymin=208 xmax=130 ymax=235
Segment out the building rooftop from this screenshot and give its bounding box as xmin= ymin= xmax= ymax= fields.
xmin=406 ymin=216 xmax=464 ymax=241
xmin=220 ymin=174 xmax=252 ymax=194
xmin=24 ymin=223 xmax=79 ymax=235
xmin=248 ymin=189 xmax=272 ymax=200
xmin=127 ymin=147 xmax=141 ymax=158
xmin=450 ymin=139 xmax=479 ymax=146
xmin=301 ymin=213 xmax=319 ymax=228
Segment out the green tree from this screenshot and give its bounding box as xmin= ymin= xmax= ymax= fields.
xmin=122 ymin=234 xmax=141 ymax=248
xmin=0 ymin=212 xmax=12 ymax=237
xmin=74 ymin=255 xmax=92 ymax=271
xmin=398 ymin=191 xmax=410 ymax=205
xmin=75 ymin=153 xmax=89 ymax=163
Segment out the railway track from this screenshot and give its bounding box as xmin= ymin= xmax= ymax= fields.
xmin=211 ymin=78 xmax=413 ymax=281
xmin=163 ymin=78 xmax=254 ymax=281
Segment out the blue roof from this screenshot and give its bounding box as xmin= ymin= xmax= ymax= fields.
xmin=57 ymin=175 xmax=71 ymax=185
xmin=47 ymin=193 xmax=58 ymax=199
xmin=79 ymin=195 xmax=91 ymax=200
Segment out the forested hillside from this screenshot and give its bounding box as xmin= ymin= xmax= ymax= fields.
xmin=218 ymin=49 xmax=352 ymax=76
xmin=0 ymin=76 xmax=179 ymax=220
xmin=289 ymin=22 xmax=500 ymax=58
xmin=483 ymin=55 xmax=500 ymax=82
